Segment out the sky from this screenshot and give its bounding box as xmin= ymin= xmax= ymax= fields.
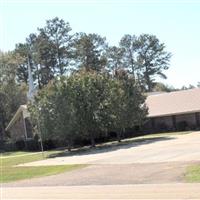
xmin=0 ymin=0 xmax=200 ymax=88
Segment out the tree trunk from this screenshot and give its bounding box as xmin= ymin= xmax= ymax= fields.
xmin=67 ymin=139 xmax=73 ymax=152
xmin=145 ymin=68 xmax=152 ymax=92
xmin=67 ymin=145 xmax=71 ymax=152
xmin=117 ymin=132 xmax=121 ymax=143
xmin=117 ymin=128 xmax=125 ymax=143
xmin=0 ymin=120 xmax=5 ymax=149
xmin=90 ymin=133 xmax=96 ymax=148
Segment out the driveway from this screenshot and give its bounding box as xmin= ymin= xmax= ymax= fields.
xmin=3 ymin=131 xmax=200 ymax=187
xmin=21 ymin=131 xmax=200 ymax=166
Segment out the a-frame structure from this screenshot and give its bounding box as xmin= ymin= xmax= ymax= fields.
xmin=6 ymin=60 xmax=36 ymax=141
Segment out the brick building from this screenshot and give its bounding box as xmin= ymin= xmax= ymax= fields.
xmin=5 ymin=105 xmax=33 ymax=141
xmin=145 ymin=88 xmax=200 ymax=131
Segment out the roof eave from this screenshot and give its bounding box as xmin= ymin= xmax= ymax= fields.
xmin=5 ymin=105 xmax=27 ymax=131
xmin=147 ymin=109 xmax=200 ymax=118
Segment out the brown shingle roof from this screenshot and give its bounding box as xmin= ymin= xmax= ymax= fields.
xmin=146 ymin=88 xmax=200 ymax=117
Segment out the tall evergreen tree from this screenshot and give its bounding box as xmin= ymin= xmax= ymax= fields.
xmin=38 ymin=17 xmax=74 ymax=75
xmin=74 ymin=33 xmax=107 ymax=72
xmin=135 ymin=34 xmax=171 ymax=92
xmin=119 ymin=34 xmax=138 ymax=77
xmin=119 ymin=34 xmax=171 ymax=92
xmin=106 ymin=46 xmax=124 ymax=75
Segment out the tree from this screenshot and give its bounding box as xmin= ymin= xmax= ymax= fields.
xmin=181 ymin=84 xmax=196 ymax=90
xmin=33 ymin=31 xmax=56 ymax=86
xmin=29 ymin=69 xmax=147 ymax=148
xmin=0 ymin=85 xmax=27 ymax=146
xmin=14 ymin=18 xmax=74 ymax=88
xmin=69 ymin=71 xmax=110 ymax=147
xmin=119 ymin=34 xmax=171 ymax=92
xmin=14 ymin=33 xmax=39 ymax=85
xmin=108 ymin=70 xmax=147 ymax=141
xmin=0 ymin=52 xmax=27 ymax=145
xmin=153 ymin=82 xmax=176 ymax=92
xmin=135 ymin=34 xmax=171 ymax=92
xmin=106 ymin=46 xmax=124 ymax=75
xmin=119 ymin=34 xmax=138 ymax=77
xmin=74 ymin=33 xmax=107 ymax=72
xmin=14 ymin=43 xmax=30 ymax=84
xmin=38 ymin=17 xmax=74 ymax=75
xmin=0 ymin=51 xmax=17 ymax=84
xmin=0 ymin=91 xmax=8 ymax=145
xmin=29 ymin=71 xmax=110 ymax=148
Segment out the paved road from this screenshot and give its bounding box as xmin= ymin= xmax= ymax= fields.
xmin=3 ymin=184 xmax=200 ymax=199
xmin=21 ymin=132 xmax=200 ymax=166
xmin=3 ymin=162 xmax=192 ymax=187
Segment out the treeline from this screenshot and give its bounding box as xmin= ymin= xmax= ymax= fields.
xmin=0 ymin=17 xmax=172 ymax=147
xmin=10 ymin=17 xmax=170 ymax=91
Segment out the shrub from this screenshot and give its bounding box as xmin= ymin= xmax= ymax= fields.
xmin=26 ymin=139 xmax=40 ymax=151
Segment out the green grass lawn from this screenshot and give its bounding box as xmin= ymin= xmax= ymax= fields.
xmin=185 ymin=165 xmax=200 ymax=182
xmin=0 ymin=151 xmax=86 ymax=183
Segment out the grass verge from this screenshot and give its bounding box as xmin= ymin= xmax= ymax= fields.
xmin=0 ymin=151 xmax=86 ymax=183
xmin=185 ymin=165 xmax=200 ymax=182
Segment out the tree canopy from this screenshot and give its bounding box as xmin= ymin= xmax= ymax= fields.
xmin=29 ymin=70 xmax=147 ymax=149
xmin=0 ymin=17 xmax=173 ymax=149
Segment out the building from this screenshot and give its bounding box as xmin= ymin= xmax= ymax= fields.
xmin=6 ymin=79 xmax=200 ymax=141
xmin=145 ymin=88 xmax=200 ymax=131
xmin=5 ymin=105 xmax=33 ymax=141
xmin=5 ymin=60 xmax=36 ymax=142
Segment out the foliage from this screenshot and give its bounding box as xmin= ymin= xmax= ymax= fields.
xmin=114 ymin=34 xmax=171 ymax=92
xmin=0 ymin=52 xmax=27 ymax=143
xmin=1 ymin=17 xmax=172 ymax=150
xmin=152 ymin=82 xmax=176 ymax=92
xmin=7 ymin=18 xmax=171 ymax=92
xmin=29 ymin=70 xmax=147 ymax=148
xmin=73 ymin=33 xmax=108 ymax=72
xmin=106 ymin=46 xmax=124 ymax=75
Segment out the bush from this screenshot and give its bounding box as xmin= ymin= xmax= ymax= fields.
xmin=26 ymin=139 xmax=40 ymax=151
xmin=43 ymin=139 xmax=56 ymax=150
xmin=15 ymin=140 xmax=26 ymax=150
xmin=2 ymin=141 xmax=17 ymax=152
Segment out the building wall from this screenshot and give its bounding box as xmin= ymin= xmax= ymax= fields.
xmin=9 ymin=113 xmax=26 ymax=141
xmin=146 ymin=112 xmax=200 ymax=132
xmin=25 ymin=118 xmax=33 ymax=138
xmin=175 ymin=113 xmax=196 ymax=126
xmin=154 ymin=116 xmax=174 ymax=128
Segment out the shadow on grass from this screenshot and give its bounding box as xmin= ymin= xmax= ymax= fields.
xmin=48 ymin=136 xmax=175 ymax=158
xmin=1 ymin=151 xmax=30 ymax=156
